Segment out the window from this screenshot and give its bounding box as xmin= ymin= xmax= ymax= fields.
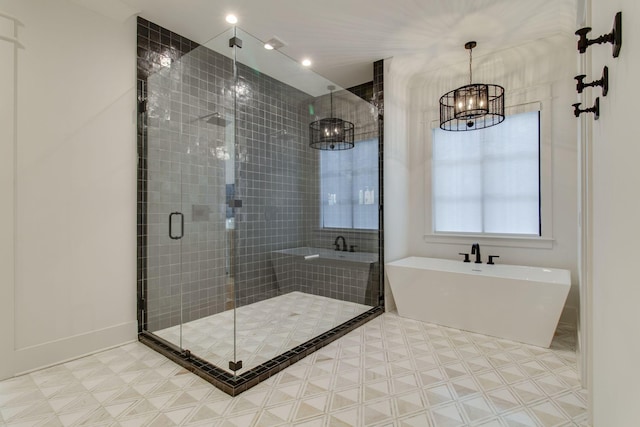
xmin=432 ymin=111 xmax=540 ymax=236
xmin=320 ymin=138 xmax=379 ymax=229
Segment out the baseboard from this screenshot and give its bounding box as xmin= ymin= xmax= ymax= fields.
xmin=384 ymin=277 xmax=397 ymax=312
xmin=8 ymin=321 xmax=137 ymax=378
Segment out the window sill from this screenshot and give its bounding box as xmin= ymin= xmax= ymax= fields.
xmin=316 ymin=227 xmax=378 ymax=234
xmin=423 ymin=233 xmax=554 ymax=249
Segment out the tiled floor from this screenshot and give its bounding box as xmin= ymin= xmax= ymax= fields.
xmin=0 ymin=313 xmax=587 ymax=426
xmin=154 ymin=292 xmax=372 ymax=374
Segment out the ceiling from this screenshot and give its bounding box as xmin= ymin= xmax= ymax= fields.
xmin=91 ymin=0 xmax=579 ymax=88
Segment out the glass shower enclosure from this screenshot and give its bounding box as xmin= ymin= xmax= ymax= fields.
xmin=136 ymin=20 xmax=382 ymax=395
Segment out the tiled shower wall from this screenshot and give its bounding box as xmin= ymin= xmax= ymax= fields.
xmin=137 ymin=18 xmax=382 ymax=332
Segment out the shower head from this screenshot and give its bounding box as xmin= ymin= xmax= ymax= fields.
xmin=193 ymin=112 xmax=229 ymax=127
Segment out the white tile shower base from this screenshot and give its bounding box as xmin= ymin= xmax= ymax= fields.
xmin=153 ymin=291 xmax=373 ymax=375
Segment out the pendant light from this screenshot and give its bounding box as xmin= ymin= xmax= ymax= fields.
xmin=309 ymin=85 xmax=355 ymax=150
xmin=439 ymin=41 xmax=505 ymax=131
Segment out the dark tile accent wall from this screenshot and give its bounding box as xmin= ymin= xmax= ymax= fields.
xmin=137 ymin=18 xmax=199 ymax=80
xmin=348 ymin=81 xmax=375 ymax=103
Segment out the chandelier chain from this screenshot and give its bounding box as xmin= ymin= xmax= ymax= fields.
xmin=469 ymin=46 xmax=472 ymax=85
xmin=330 ymin=90 xmax=333 ymax=115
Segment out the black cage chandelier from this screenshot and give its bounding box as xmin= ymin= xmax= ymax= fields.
xmin=439 ymin=41 xmax=505 ymax=131
xmin=309 ymin=85 xmax=355 ymax=150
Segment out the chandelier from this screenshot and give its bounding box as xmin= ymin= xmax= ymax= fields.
xmin=439 ymin=41 xmax=505 ymax=131
xmin=309 ymin=85 xmax=355 ymax=150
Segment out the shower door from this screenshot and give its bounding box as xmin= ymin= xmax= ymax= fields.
xmin=141 ymin=28 xmax=239 ymax=370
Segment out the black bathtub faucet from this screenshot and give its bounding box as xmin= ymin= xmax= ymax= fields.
xmin=471 ymin=243 xmax=482 ymax=264
xmin=334 ymin=235 xmax=347 ymax=251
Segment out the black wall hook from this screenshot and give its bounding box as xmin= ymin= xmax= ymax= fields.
xmin=575 ymin=12 xmax=622 ymax=57
xmin=572 ymin=97 xmax=600 ymax=120
xmin=575 ymin=66 xmax=609 ymax=96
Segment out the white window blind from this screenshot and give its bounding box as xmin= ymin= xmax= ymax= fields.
xmin=432 ymin=111 xmax=540 ymax=235
xmin=320 ymin=138 xmax=378 ymax=229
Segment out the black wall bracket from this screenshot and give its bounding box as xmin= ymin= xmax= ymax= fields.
xmin=575 ymin=66 xmax=609 ymax=96
xmin=229 ymin=36 xmax=243 ymax=48
xmin=575 ymin=11 xmax=622 ymax=57
xmin=229 ymin=360 xmax=243 ymax=371
xmin=573 ymin=97 xmax=600 ymax=120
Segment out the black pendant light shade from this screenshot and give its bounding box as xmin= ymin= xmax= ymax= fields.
xmin=439 ymin=41 xmax=505 ymax=131
xmin=309 ymin=86 xmax=355 ymax=150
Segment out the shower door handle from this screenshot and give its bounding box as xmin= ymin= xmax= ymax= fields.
xmin=169 ymin=212 xmax=184 ymax=240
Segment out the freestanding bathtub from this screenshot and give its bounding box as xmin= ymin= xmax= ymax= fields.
xmin=385 ymin=257 xmax=571 ymax=347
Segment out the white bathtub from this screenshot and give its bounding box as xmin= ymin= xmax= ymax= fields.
xmin=385 ymin=257 xmax=571 ymax=347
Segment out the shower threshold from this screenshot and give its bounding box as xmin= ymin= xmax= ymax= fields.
xmin=139 ymin=292 xmax=383 ymax=396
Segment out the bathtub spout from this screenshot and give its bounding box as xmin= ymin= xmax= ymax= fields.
xmin=471 ymin=243 xmax=482 ymax=264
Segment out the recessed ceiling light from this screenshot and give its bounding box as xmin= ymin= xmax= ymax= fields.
xmin=264 ymin=43 xmax=274 ymax=50
xmin=301 ymin=58 xmax=312 ymax=67
xmin=225 ymin=14 xmax=238 ymax=24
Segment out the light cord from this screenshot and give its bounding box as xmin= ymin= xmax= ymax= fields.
xmin=469 ymin=46 xmax=473 ymax=85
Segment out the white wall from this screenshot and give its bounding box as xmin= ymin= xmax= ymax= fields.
xmin=0 ymin=9 xmax=18 ymax=380
xmin=0 ymin=0 xmax=138 ymax=377
xmin=383 ymin=59 xmax=413 ymax=311
xmin=386 ymin=35 xmax=579 ymax=321
xmin=590 ymin=1 xmax=640 ymax=425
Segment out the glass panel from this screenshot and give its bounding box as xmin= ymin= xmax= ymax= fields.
xmin=178 ymin=29 xmax=237 ymax=367
xmin=230 ymin=27 xmax=380 ymax=373
xmin=144 ymin=56 xmax=184 ymax=347
xmin=143 ymin=28 xmax=236 ymax=364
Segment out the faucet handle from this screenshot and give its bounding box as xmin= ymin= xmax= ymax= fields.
xmin=458 ymin=253 xmax=470 ymax=263
xmin=487 ymin=255 xmax=500 ymax=265
xmin=349 ymin=245 xmax=358 ymax=252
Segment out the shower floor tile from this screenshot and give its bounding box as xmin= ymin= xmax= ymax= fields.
xmin=153 ymin=291 xmax=372 ymax=374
